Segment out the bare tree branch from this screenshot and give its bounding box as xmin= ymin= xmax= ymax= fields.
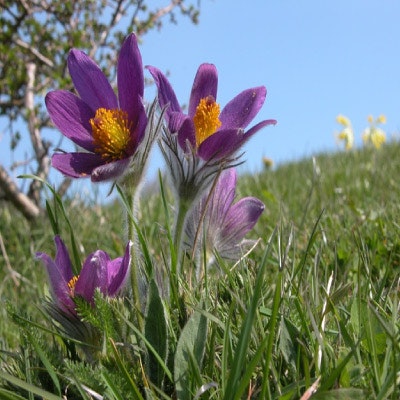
xmin=25 ymin=62 xmax=50 ymax=204
xmin=15 ymin=38 xmax=55 ymax=67
xmin=0 ymin=165 xmax=41 ymax=220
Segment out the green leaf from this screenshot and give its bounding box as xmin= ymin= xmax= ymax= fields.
xmin=174 ymin=307 xmax=208 ymax=400
xmin=101 ymin=371 xmax=125 ymax=400
xmin=279 ymin=316 xmax=300 ymax=370
xmin=109 ymin=338 xmax=144 ymax=400
xmin=319 ymin=350 xmax=356 ymax=392
xmin=19 ymin=174 xmax=81 ymax=274
xmin=224 ymin=228 xmax=276 ymax=400
xmin=144 ymin=279 xmax=168 ymax=387
xmin=0 ymin=389 xmax=28 ymax=400
xmin=311 ymin=388 xmax=365 ymax=399
xmin=0 ymin=372 xmax=62 ymax=400
xmin=45 ymin=199 xmax=60 ymax=235
xmin=26 ymin=331 xmax=61 ymax=396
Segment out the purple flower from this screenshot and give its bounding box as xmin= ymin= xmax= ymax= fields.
xmin=36 ymin=236 xmax=131 ymax=314
xmin=46 ymin=33 xmax=147 ymax=182
xmin=147 ymin=63 xmax=276 ymax=202
xmin=147 ymin=63 xmax=276 ymax=161
xmin=185 ymin=168 xmax=265 ymax=260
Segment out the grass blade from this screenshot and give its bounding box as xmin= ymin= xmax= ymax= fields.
xmin=223 ymin=228 xmax=275 ymax=400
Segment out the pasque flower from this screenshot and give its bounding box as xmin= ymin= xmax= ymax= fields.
xmin=148 ymin=63 xmax=276 ymax=161
xmin=185 ymin=168 xmax=265 ymax=261
xmin=46 ymin=33 xmax=147 ymax=182
xmin=36 ymin=236 xmax=131 ymax=314
xmin=147 ymin=63 xmax=276 ymax=201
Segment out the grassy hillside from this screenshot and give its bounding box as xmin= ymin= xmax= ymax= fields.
xmin=1 ymin=142 xmax=399 ymax=399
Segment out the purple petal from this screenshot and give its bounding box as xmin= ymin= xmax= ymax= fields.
xmin=54 ymin=236 xmax=74 ymax=283
xmin=68 ymin=49 xmax=118 ymax=111
xmin=107 ymin=241 xmax=132 ymax=296
xmin=168 ymin=111 xmax=188 ymax=134
xmin=118 ymin=33 xmax=144 ymax=126
xmin=147 ymin=66 xmax=181 ymax=119
xmin=46 ymin=90 xmax=95 ymax=152
xmin=207 ymin=169 xmax=237 ymax=221
xmin=52 ymin=153 xmax=104 ymax=178
xmin=246 ymin=118 xmax=277 ymax=134
xmin=222 ymin=197 xmax=265 ymax=244
xmin=199 ymin=119 xmax=276 ymax=161
xmin=91 ymin=157 xmax=131 ymax=182
xmin=188 ymin=64 xmax=218 ymax=118
xmin=75 ymin=250 xmax=110 ymax=303
xmin=234 ymin=119 xmax=278 ymax=149
xmin=219 ymin=87 xmax=266 ymax=129
xmin=177 ymin=117 xmax=196 ymax=151
xmin=36 ymin=236 xmax=74 ymax=311
xmin=107 ymin=258 xmax=123 ymax=285
xmin=197 ymin=128 xmax=242 ymax=161
xmin=128 ymin=99 xmax=147 ymax=150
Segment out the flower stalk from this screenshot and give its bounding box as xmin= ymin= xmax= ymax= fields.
xmin=126 ymin=191 xmax=143 ymax=330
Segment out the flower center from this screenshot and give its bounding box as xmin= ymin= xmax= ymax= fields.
xmin=193 ymin=96 xmax=222 ymax=147
xmin=67 ymin=275 xmax=79 ymax=297
xmin=90 ymin=108 xmax=132 ymax=162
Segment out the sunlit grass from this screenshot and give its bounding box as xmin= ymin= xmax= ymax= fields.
xmin=1 ymin=142 xmax=399 ymax=398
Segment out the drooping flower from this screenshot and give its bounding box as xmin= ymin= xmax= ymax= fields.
xmin=336 ymin=114 xmax=354 ymax=150
xmin=46 ymin=33 xmax=148 ymax=182
xmin=36 ymin=236 xmax=131 ymax=315
xmin=362 ymin=114 xmax=387 ymax=149
xmin=185 ymin=168 xmax=265 ymax=262
xmin=147 ymin=63 xmax=276 ymax=202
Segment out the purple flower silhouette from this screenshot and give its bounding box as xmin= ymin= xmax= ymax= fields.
xmin=185 ymin=168 xmax=265 ymax=260
xmin=147 ymin=63 xmax=276 ymax=162
xmin=36 ymin=236 xmax=131 ymax=314
xmin=46 ymin=33 xmax=147 ymax=182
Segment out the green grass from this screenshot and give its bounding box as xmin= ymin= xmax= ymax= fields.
xmin=1 ymin=143 xmax=400 ymax=399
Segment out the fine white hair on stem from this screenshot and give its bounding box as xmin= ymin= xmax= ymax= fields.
xmin=318 ymin=271 xmax=334 ymax=371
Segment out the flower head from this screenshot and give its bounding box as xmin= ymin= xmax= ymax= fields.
xmin=362 ymin=114 xmax=387 ymax=149
xmin=46 ymin=33 xmax=148 ymax=182
xmin=336 ymin=114 xmax=354 ymax=150
xmin=147 ymin=63 xmax=276 ymax=201
xmin=148 ymin=63 xmax=276 ymax=160
xmin=36 ymin=236 xmax=131 ymax=315
xmin=185 ymin=168 xmax=265 ymax=262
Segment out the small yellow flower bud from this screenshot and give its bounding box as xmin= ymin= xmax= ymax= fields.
xmin=336 ymin=114 xmax=351 ymax=127
xmin=377 ymin=114 xmax=386 ymax=124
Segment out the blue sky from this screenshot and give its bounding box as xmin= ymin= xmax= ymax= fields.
xmin=2 ymin=0 xmax=399 ymax=198
xmin=140 ymin=0 xmax=400 ymax=175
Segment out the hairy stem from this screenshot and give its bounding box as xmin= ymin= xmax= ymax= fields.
xmin=126 ymin=190 xmax=144 ymax=331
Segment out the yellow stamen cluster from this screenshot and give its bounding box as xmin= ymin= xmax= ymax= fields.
xmin=90 ymin=108 xmax=132 ymax=162
xmin=67 ymin=275 xmax=79 ymax=297
xmin=193 ymin=96 xmax=222 ymax=147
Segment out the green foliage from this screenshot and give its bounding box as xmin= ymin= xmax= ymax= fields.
xmin=1 ymin=143 xmax=400 ymax=398
xmin=145 ymin=279 xmax=168 ymax=388
xmin=174 ymin=306 xmax=208 ymax=400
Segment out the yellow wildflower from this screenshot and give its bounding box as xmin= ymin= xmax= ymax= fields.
xmin=362 ymin=115 xmax=387 ymax=149
xmin=336 ymin=114 xmax=351 ymax=127
xmin=336 ymin=115 xmax=354 ymax=150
